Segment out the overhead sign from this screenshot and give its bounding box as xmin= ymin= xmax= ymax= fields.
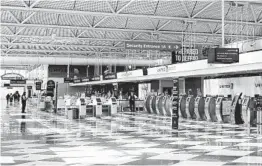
xmin=208 ymin=48 xmax=239 ymax=64
xmin=168 ymin=64 xmax=176 ymax=73
xmin=35 ymin=82 xmax=42 ymax=90
xmin=103 ymin=73 xmax=117 ymax=80
xmin=1 ymin=73 xmax=24 ymax=80
xmin=4 ymin=83 xmax=10 ymax=87
xmin=47 ymin=80 xmax=55 ymax=89
xmin=81 ymin=77 xmax=90 ymax=82
xmin=64 ymin=77 xmax=74 ymax=83
xmin=10 ymin=80 xmax=26 ymax=84
xmin=125 ymin=41 xmax=180 ymax=51
xmin=27 ymin=86 xmax=32 ymax=90
xmin=147 ymin=66 xmax=168 ymax=75
xmin=73 ymin=78 xmax=81 ymax=83
xmin=90 ymin=76 xmax=100 ymax=81
xmin=117 ymin=69 xmax=143 ymax=79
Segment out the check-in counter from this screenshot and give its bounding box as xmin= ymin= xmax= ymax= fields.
xmin=194 ymin=96 xmax=205 ymax=120
xmin=67 ymin=106 xmax=79 ymax=120
xmin=118 ymin=99 xmax=144 ymax=112
xmin=76 ymin=98 xmax=86 ymax=118
xmin=87 ymin=98 xmax=102 ymax=118
xmin=204 ymin=96 xmax=216 ymax=121
xmin=180 ymin=95 xmax=187 ymax=118
xmin=103 ymin=97 xmax=118 ymax=116
xmin=185 ymin=96 xmax=195 ymax=119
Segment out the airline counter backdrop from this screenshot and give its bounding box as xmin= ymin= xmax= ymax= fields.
xmin=204 ymin=76 xmax=262 ymax=97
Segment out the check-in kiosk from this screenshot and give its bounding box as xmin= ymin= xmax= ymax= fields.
xmin=145 ymin=95 xmax=152 ymax=114
xmin=151 ymin=96 xmax=157 ymax=114
xmin=91 ymin=98 xmax=102 ymax=118
xmin=157 ymin=96 xmax=166 ymax=116
xmin=76 ymin=98 xmax=86 ymax=118
xmin=155 ymin=96 xmax=161 ymax=115
xmin=215 ymin=96 xmax=224 ymax=123
xmin=107 ymin=97 xmax=118 ymax=116
xmin=164 ymin=96 xmax=172 ymax=116
xmin=204 ymin=96 xmax=216 ymax=121
xmin=185 ymin=96 xmax=195 ymax=119
xmin=230 ymin=93 xmax=243 ymax=124
xmin=241 ymin=96 xmax=251 ymax=125
xmin=149 ymin=95 xmax=157 ymax=114
xmin=194 ymin=97 xmax=205 ymax=120
xmin=180 ymin=95 xmax=187 ymax=118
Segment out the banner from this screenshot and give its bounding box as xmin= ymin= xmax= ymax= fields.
xmin=147 ymin=66 xmax=168 ymax=75
xmin=117 ymin=69 xmax=143 ymax=79
xmin=125 ymin=41 xmax=180 ymax=51
xmin=204 ymin=76 xmax=262 ymax=97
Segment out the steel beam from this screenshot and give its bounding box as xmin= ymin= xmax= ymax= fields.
xmin=192 ymin=2 xmax=215 ymax=18
xmin=1 ymin=6 xmax=261 ymax=26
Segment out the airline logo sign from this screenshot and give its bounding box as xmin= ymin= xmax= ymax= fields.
xmin=147 ymin=66 xmax=168 ymax=75
xmin=117 ymin=69 xmax=143 ymax=79
xmin=125 ymin=41 xmax=180 ymax=51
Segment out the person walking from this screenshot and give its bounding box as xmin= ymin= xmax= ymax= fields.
xmin=129 ymin=91 xmax=137 ymax=113
xmin=21 ymin=92 xmax=27 ymax=113
xmin=6 ymin=93 xmax=10 ymax=105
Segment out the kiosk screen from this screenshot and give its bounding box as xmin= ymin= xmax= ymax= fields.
xmin=206 ymin=98 xmax=210 ymax=102
xmin=96 ymin=98 xmax=102 ymax=103
xmin=216 ymin=98 xmax=222 ymax=104
xmin=111 ymin=98 xmax=117 ymax=102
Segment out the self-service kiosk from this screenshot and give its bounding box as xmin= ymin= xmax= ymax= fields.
xmin=108 ymin=97 xmax=118 ymax=116
xmin=145 ymin=95 xmax=152 ymax=114
xmin=215 ymin=96 xmax=224 ymax=123
xmin=164 ymin=96 xmax=172 ymax=116
xmin=76 ymin=98 xmax=86 ymax=118
xmin=155 ymin=96 xmax=161 ymax=115
xmin=230 ymin=93 xmax=243 ymax=124
xmin=204 ymin=96 xmax=216 ymax=121
xmin=158 ymin=96 xmax=167 ymax=116
xmin=194 ymin=97 xmax=205 ymax=120
xmin=180 ymin=95 xmax=187 ymax=118
xmin=91 ymin=98 xmax=102 ymax=118
xmin=185 ymin=96 xmax=195 ymax=119
xmin=149 ymin=96 xmax=157 ymax=114
xmin=241 ymin=96 xmax=251 ymax=125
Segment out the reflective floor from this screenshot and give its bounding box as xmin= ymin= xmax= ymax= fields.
xmin=1 ymin=100 xmax=262 ymax=166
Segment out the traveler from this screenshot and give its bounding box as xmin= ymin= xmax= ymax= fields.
xmin=6 ymin=93 xmax=10 ymax=105
xmin=9 ymin=93 xmax=13 ymax=105
xmin=129 ymin=91 xmax=137 ymax=113
xmin=21 ymin=92 xmax=27 ymax=113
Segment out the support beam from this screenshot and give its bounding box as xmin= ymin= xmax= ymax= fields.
xmin=106 ymin=0 xmax=115 ymax=13
xmin=19 ymin=0 xmax=29 ymax=8
xmin=1 ymin=6 xmax=262 ymax=26
xmin=1 ymin=22 xmax=258 ymax=38
xmin=30 ymin=0 xmax=41 ymax=8
xmin=116 ymin=0 xmax=134 ymax=14
xmin=222 ymin=0 xmax=225 ymax=47
xmin=157 ymin=20 xmax=172 ymax=31
xmin=192 ymin=2 xmax=215 ymax=18
xmin=21 ymin=12 xmax=36 ymax=24
xmin=250 ymin=4 xmax=258 ymax=23
xmin=93 ymin=16 xmax=108 ymax=28
xmin=7 ymin=11 xmax=20 ymax=24
xmin=180 ymin=0 xmax=191 ymax=18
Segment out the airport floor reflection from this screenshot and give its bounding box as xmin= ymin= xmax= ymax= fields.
xmin=1 ymin=101 xmax=262 ymax=166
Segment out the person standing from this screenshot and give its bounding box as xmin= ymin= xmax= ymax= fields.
xmin=6 ymin=93 xmax=10 ymax=105
xmin=9 ymin=93 xmax=13 ymax=105
xmin=129 ymin=91 xmax=137 ymax=113
xmin=21 ymin=92 xmax=27 ymax=113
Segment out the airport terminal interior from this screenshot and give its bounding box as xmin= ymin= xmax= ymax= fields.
xmin=1 ymin=0 xmax=262 ymax=166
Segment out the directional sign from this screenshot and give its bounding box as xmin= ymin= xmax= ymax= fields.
xmin=125 ymin=41 xmax=181 ymax=51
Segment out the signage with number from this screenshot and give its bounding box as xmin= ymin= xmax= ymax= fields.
xmin=73 ymin=78 xmax=81 ymax=83
xmin=27 ymin=86 xmax=32 ymax=90
xmin=64 ymin=78 xmax=74 ymax=83
xmin=125 ymin=41 xmax=180 ymax=51
xmin=90 ymin=76 xmax=100 ymax=81
xmin=172 ymin=78 xmax=179 ymax=129
xmin=35 ymin=82 xmax=42 ymax=90
xmin=81 ymin=77 xmax=90 ymax=82
xmin=147 ymin=66 xmax=168 ymax=75
xmin=103 ymin=73 xmax=117 ymax=80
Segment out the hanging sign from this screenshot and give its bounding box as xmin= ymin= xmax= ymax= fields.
xmin=1 ymin=73 xmax=24 ymax=80
xmin=46 ymin=80 xmax=55 ymax=97
xmin=35 ymin=82 xmax=42 ymax=90
xmin=27 ymin=86 xmax=32 ymax=90
xmin=208 ymin=48 xmax=239 ymax=64
xmin=81 ymin=77 xmax=90 ymax=82
xmin=172 ymin=78 xmax=179 ymax=129
xmin=90 ymin=76 xmax=100 ymax=81
xmin=73 ymin=78 xmax=81 ymax=83
xmin=10 ymin=80 xmax=26 ymax=84
xmin=117 ymin=69 xmax=143 ymax=79
xmin=125 ymin=41 xmax=180 ymax=51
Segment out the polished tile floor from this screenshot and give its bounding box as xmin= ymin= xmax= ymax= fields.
xmin=1 ymin=100 xmax=262 ymax=166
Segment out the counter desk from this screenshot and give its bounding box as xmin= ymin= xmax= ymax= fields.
xmin=118 ymin=99 xmax=144 ymax=112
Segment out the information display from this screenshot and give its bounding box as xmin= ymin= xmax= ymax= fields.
xmin=64 ymin=78 xmax=74 ymax=83
xmin=81 ymin=77 xmax=90 ymax=82
xmin=10 ymin=80 xmax=26 ymax=84
xmin=27 ymin=86 xmax=32 ymax=90
xmin=103 ymin=73 xmax=117 ymax=80
xmin=172 ymin=78 xmax=179 ymax=129
xmin=208 ymin=48 xmax=239 ymax=64
xmin=73 ymin=79 xmax=81 ymax=83
xmin=35 ymin=82 xmax=42 ymax=90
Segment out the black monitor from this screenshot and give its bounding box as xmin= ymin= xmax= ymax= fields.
xmin=96 ymin=98 xmax=101 ymax=103
xmin=111 ymin=98 xmax=117 ymax=102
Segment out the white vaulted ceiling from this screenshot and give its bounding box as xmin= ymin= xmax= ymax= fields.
xmin=0 ymin=0 xmax=262 ymax=69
